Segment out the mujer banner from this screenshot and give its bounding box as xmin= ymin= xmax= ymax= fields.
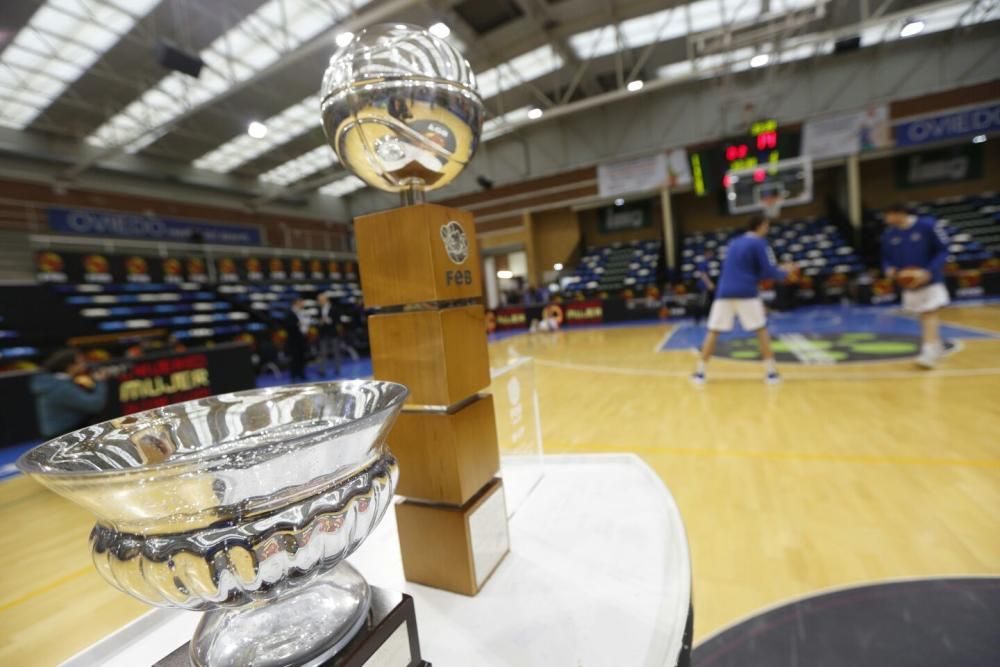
xmin=0 ymin=343 xmax=255 ymax=446
xmin=48 ymin=206 xmax=263 ymax=246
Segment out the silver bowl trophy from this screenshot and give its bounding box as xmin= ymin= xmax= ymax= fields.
xmin=18 ymin=381 xmax=408 ymax=666
xmin=17 ymin=23 xmax=488 ymax=667
xmin=321 ymin=23 xmax=483 ymax=205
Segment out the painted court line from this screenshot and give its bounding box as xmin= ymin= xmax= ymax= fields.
xmin=535 ymin=358 xmax=1000 ymax=381
xmin=558 ymin=442 xmax=1000 ymax=469
xmin=653 ymin=324 xmax=683 ymax=353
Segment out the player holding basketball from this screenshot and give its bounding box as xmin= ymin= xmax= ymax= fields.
xmin=881 ymin=202 xmax=950 ymax=368
xmin=691 ymin=216 xmax=797 ymax=385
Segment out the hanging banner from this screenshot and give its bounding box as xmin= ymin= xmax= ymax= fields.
xmin=47 ymin=207 xmax=262 ymax=245
xmin=82 ymin=253 xmax=114 ymax=283
xmin=216 ymin=257 xmax=240 ymax=282
xmin=35 ymin=251 xmax=68 ymax=282
xmin=802 ymin=105 xmax=891 ymax=160
xmin=186 ymin=257 xmax=209 ymax=282
xmin=666 ymin=148 xmax=692 ymax=188
xmin=600 ymin=201 xmax=651 ymax=233
xmin=268 ymin=257 xmax=287 ymax=280
xmin=245 ymin=257 xmax=264 ymax=281
xmin=309 ymin=258 xmax=326 ymax=280
xmin=894 ymin=103 xmax=1000 ymax=147
xmin=599 ymin=152 xmax=678 ymax=197
xmin=289 ymin=258 xmax=307 ymax=280
xmin=123 ymin=256 xmax=154 ymax=283
xmin=893 ymin=143 xmax=983 ymax=188
xmin=162 ymin=258 xmax=184 ymax=283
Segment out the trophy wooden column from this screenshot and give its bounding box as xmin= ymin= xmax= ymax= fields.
xmin=355 ymin=203 xmax=509 ymax=596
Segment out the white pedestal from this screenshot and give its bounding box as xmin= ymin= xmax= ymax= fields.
xmin=62 ymin=454 xmax=691 ymax=667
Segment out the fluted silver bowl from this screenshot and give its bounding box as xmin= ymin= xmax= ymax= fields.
xmin=320 ymin=23 xmax=483 ymax=194
xmin=18 ymin=380 xmax=407 ymax=667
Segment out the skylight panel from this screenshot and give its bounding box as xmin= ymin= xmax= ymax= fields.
xmin=475 ymin=45 xmax=563 ymax=100
xmin=85 ymin=0 xmax=368 ymax=152
xmin=260 ymin=144 xmax=338 ymax=186
xmin=483 ymin=106 xmax=532 ymax=140
xmin=0 ymin=0 xmax=161 ymax=129
xmin=193 ymin=95 xmax=321 ymax=173
xmin=319 ymin=175 xmax=365 ymax=197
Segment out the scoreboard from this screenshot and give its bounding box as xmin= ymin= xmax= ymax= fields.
xmin=690 ymin=120 xmax=800 ymax=197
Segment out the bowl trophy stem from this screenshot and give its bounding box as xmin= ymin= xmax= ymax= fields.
xmin=190 ymin=562 xmax=371 ymax=667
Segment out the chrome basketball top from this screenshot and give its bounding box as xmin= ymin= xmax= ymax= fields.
xmin=320 ymin=23 xmax=483 ymax=195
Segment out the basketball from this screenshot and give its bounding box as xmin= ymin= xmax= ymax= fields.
xmin=896 ymin=266 xmax=930 ymax=289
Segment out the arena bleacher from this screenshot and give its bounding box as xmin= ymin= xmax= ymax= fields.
xmin=912 ymin=193 xmax=1000 ymax=264
xmin=563 ymin=239 xmax=662 ymax=295
xmin=680 ymin=217 xmax=866 ymax=285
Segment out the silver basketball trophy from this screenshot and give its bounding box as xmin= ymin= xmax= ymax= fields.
xmin=320 ymin=23 xmax=483 ymax=204
xmin=18 ymin=381 xmax=407 ymax=666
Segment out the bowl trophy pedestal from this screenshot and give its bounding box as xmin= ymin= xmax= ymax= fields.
xmin=18 ymin=381 xmax=425 ymax=667
xmin=321 ymin=25 xmax=510 ymax=597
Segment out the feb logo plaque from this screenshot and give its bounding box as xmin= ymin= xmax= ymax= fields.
xmin=441 ymin=220 xmax=473 ymax=287
xmin=440 ymin=220 xmax=469 ymax=265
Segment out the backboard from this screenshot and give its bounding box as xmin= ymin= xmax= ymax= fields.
xmin=725 ymin=155 xmax=813 ymax=216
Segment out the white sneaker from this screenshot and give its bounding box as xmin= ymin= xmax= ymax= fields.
xmin=915 ymin=345 xmax=945 ymax=369
xmin=765 ymin=371 xmax=782 ymax=385
xmin=690 ymin=371 xmax=706 ymax=386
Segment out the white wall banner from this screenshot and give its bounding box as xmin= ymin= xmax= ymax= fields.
xmin=598 ymin=153 xmax=667 ymax=197
xmin=802 ymin=105 xmax=892 ymax=160
xmin=666 ymin=148 xmax=692 ymax=188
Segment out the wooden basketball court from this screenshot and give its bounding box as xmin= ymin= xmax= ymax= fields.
xmin=2 ymin=304 xmax=999 ymax=665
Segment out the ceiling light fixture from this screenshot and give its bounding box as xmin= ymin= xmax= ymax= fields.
xmin=429 ymin=22 xmax=451 ymax=38
xmin=900 ymin=19 xmax=924 ymax=37
xmin=247 ymin=121 xmax=268 ymax=138
xmin=627 ymin=80 xmax=644 ymax=92
xmin=750 ymin=53 xmax=770 ymax=68
xmin=528 ymin=107 xmax=543 ymax=120
xmin=497 ymin=270 xmax=514 ymax=279
xmin=554 ymin=263 xmax=564 ymax=271
xmin=614 ymin=198 xmax=625 ymax=206
xmin=972 ymin=134 xmax=986 ymax=144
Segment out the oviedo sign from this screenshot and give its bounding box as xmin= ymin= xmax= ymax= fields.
xmin=47 ymin=207 xmax=263 ymax=246
xmin=894 ymin=103 xmax=1000 ymax=147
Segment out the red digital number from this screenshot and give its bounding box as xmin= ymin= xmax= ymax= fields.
xmin=756 ymin=131 xmax=777 ymax=150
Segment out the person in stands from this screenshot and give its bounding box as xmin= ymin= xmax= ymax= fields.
xmin=31 ymin=349 xmax=110 ymax=438
xmin=881 ymin=202 xmax=950 ymax=368
xmin=692 ymin=216 xmax=797 ymax=385
xmin=284 ymin=297 xmax=310 ymax=382
xmin=316 ymin=292 xmax=342 ymax=377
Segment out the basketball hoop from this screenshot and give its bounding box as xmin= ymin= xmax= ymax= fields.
xmin=760 ymin=193 xmax=784 ymax=221
xmin=724 ymin=156 xmax=812 ymax=216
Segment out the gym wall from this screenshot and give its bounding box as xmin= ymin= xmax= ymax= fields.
xmin=859 ymin=140 xmax=999 ymax=209
xmin=0 ymin=178 xmax=349 ymax=251
xmin=531 ymin=208 xmax=581 ymax=279
xmin=577 ymin=205 xmax=664 ymax=247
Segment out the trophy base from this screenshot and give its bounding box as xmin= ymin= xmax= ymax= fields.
xmin=188 ymin=562 xmax=371 ymax=667
xmin=155 ymin=573 xmax=429 ymax=667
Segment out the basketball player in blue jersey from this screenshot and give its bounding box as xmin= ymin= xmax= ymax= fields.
xmin=691 ymin=216 xmax=796 ymax=385
xmin=881 ymin=202 xmax=950 ymax=368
